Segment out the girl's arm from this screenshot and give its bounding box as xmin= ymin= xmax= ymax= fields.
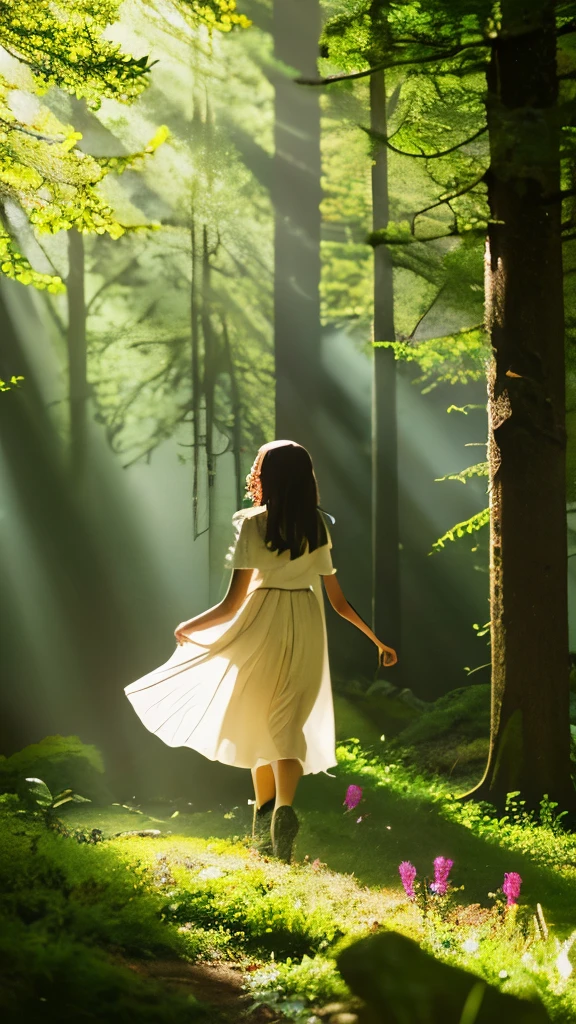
xmin=322 ymin=573 xmax=398 ymax=666
xmin=175 ymin=569 xmax=253 ymax=644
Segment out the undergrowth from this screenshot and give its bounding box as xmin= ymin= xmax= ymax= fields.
xmin=4 ymin=734 xmax=576 ymax=1023
xmin=336 ymin=740 xmax=576 ymax=878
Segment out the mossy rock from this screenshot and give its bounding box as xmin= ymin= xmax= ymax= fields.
xmin=334 ymin=688 xmax=421 ymax=744
xmin=334 ymin=695 xmax=384 ymax=747
xmin=338 ymin=930 xmax=550 ymax=1024
xmin=395 ymin=684 xmax=490 ymax=747
xmin=0 ymin=735 xmax=111 ymax=804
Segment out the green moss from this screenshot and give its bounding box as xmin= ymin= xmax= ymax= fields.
xmin=0 ymin=794 xmax=211 ymax=1021
xmin=395 ymin=685 xmax=490 ymax=747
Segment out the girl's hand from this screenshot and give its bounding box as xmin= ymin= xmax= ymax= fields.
xmin=175 ymin=621 xmax=195 ymax=646
xmin=377 ymin=643 xmax=398 ymax=667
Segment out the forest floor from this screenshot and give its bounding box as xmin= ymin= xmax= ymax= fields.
xmin=56 ymin=750 xmax=576 ymax=1023
xmin=4 ymin=681 xmax=576 ymax=1022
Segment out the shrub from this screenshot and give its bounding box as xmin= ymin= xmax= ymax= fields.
xmin=0 ymin=735 xmax=110 ymax=803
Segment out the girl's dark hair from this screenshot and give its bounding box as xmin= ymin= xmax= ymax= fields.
xmin=245 ymin=441 xmax=328 ymax=560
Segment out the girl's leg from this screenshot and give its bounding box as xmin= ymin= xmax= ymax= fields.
xmin=251 ymin=763 xmax=276 ymax=808
xmin=251 ymin=764 xmax=275 ymax=855
xmin=271 ymin=758 xmax=303 ymax=808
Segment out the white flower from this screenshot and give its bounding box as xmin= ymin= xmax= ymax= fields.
xmin=556 ymin=949 xmax=573 ymax=981
xmin=462 ymin=938 xmax=479 ymax=954
xmin=555 ymin=930 xmax=576 ymax=982
xmin=499 ymin=970 xmax=508 ymax=979
xmin=198 ymin=866 xmax=224 ymax=880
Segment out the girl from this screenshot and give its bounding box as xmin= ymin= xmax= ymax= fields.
xmin=125 ymin=440 xmax=397 ymax=863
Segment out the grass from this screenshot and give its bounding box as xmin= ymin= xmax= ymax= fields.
xmin=3 ymin=733 xmax=576 ymax=1022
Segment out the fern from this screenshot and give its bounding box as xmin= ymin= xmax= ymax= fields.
xmin=431 ymin=508 xmax=490 ymax=553
xmin=435 ymin=462 xmax=488 ymax=485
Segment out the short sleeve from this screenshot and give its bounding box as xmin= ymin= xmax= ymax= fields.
xmin=225 ymin=512 xmax=256 ymax=570
xmin=316 ymin=524 xmax=337 ymax=576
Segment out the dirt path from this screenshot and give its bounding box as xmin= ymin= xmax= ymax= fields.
xmin=123 ymin=956 xmax=283 ymax=1022
xmin=122 ymin=956 xmax=364 ymax=1023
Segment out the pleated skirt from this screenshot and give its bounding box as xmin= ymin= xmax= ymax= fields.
xmin=124 ymin=587 xmax=326 ymax=772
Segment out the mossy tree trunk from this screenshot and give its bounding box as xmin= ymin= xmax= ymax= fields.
xmin=466 ymin=0 xmax=575 ymax=811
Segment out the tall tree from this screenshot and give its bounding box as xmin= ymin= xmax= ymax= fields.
xmin=272 ymin=0 xmax=323 ymax=441
xmin=308 ymin=0 xmax=576 ymax=809
xmin=470 ymin=0 xmax=574 ymax=809
xmin=273 ymin=1 xmax=378 ymax=679
xmin=368 ymin=1 xmax=401 ymax=664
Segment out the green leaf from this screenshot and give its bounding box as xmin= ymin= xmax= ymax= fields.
xmin=51 ymin=796 xmax=75 ymax=809
xmin=23 ymin=777 xmax=53 ymax=808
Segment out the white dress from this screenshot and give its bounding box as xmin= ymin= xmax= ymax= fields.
xmin=124 ymin=506 xmax=338 ymax=775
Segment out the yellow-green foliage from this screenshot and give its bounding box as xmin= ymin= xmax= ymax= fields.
xmin=376 ymin=326 xmax=489 ymax=392
xmin=0 ymin=0 xmax=237 ymax=287
xmin=5 ymin=769 xmax=576 ymax=1023
xmin=336 ymin=741 xmax=576 ymax=880
xmin=0 ymin=794 xmax=209 ymax=1021
xmin=175 ymin=0 xmax=251 ymax=31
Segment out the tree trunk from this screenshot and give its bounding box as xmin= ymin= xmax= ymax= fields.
xmin=190 ymin=217 xmax=203 ymax=540
xmin=272 ymin=0 xmax=374 ymax=680
xmin=67 ymin=228 xmax=88 ymax=479
xmin=273 ymin=0 xmax=322 ymax=437
xmin=465 ymin=0 xmax=575 ymax=811
xmin=201 ymin=225 xmax=218 ymax=601
xmin=370 ymin=64 xmax=401 ymax=666
xmin=222 ymin=316 xmax=244 ymax=511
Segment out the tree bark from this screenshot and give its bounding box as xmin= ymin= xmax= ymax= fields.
xmin=465 ymin=0 xmax=575 ymax=811
xmin=67 ymin=228 xmax=88 ymax=479
xmin=370 ymin=64 xmax=401 ymax=666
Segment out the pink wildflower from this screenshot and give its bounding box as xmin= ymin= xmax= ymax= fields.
xmin=502 ymin=871 xmax=522 ymax=906
xmin=344 ymin=784 xmax=363 ymax=812
xmin=430 ymin=856 xmax=454 ymax=896
xmin=398 ymin=861 xmax=417 ymax=900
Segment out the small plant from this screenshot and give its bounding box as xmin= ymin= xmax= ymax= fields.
xmin=18 ymin=776 xmax=91 ymax=829
xmin=398 ymin=857 xmax=459 ymax=917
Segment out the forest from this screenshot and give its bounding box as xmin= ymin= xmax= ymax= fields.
xmin=2 ymin=0 xmax=576 ymax=1021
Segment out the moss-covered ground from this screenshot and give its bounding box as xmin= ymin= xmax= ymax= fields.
xmin=3 ymin=687 xmax=576 ymax=1023
xmin=6 ymin=749 xmax=569 ymax=1022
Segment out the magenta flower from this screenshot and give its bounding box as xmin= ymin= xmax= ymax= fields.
xmin=344 ymin=784 xmax=363 ymax=812
xmin=430 ymin=856 xmax=454 ymax=896
xmin=502 ymin=871 xmax=522 ymax=906
xmin=399 ymin=861 xmax=417 ymax=900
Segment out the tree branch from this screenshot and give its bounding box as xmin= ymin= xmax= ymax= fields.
xmin=408 ymin=284 xmax=447 ymax=339
xmin=412 ymin=172 xmax=487 ymax=225
xmin=360 ymin=123 xmax=487 ymax=159
xmin=86 ymin=256 xmax=140 ymax=313
xmin=0 ymin=118 xmax=66 ymax=145
xmin=296 ymin=40 xmax=489 ymax=87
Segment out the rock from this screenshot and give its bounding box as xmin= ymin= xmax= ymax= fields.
xmin=337 ymin=931 xmax=551 ymax=1024
xmin=113 ymin=829 xmax=162 ymax=838
xmin=397 ymin=688 xmax=431 ymax=711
